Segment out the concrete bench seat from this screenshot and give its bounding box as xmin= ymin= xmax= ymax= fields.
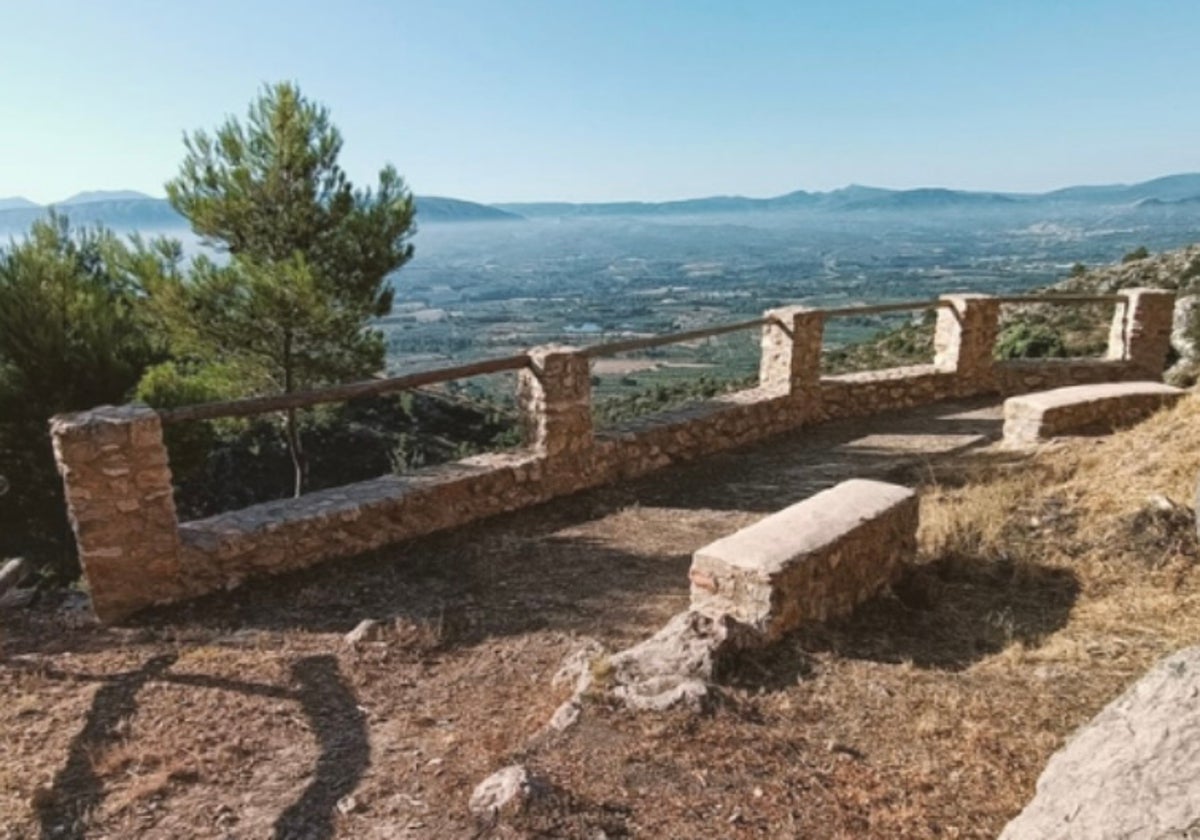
xmin=1002 ymin=381 xmax=1183 ymax=445
xmin=688 ymin=479 xmax=917 ymax=638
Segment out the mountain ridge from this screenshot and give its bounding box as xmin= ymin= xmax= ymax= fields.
xmin=60 ymin=189 xmax=156 ymax=205
xmin=0 ymin=194 xmax=521 ymax=231
xmin=5 ymin=173 xmax=1200 ymax=229
xmin=494 ymin=173 xmax=1200 ymax=217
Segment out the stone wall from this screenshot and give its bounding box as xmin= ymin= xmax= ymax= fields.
xmin=49 ymin=406 xmax=186 ymax=622
xmin=51 ymin=288 xmax=1177 ymax=622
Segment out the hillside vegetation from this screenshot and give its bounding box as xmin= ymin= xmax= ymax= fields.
xmin=824 ymin=241 xmax=1200 ymax=375
xmin=1017 ymin=243 xmax=1200 ymax=370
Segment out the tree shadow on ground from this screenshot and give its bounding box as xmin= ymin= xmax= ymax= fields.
xmin=721 ymin=554 xmax=1081 ymax=692
xmin=36 ymin=655 xmax=178 ymax=840
xmin=272 ymin=655 xmax=369 ymax=840
xmin=621 ymin=397 xmax=1007 ymax=514
xmin=31 ymin=654 xmax=367 ymax=840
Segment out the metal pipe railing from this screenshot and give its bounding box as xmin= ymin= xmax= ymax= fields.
xmin=157 ymin=293 xmax=1122 ymax=424
xmin=820 ymin=299 xmax=952 ymax=318
xmin=158 ymin=353 xmax=531 ymax=425
xmin=992 ymin=294 xmax=1124 ymax=305
xmin=580 ymin=317 xmax=770 ymax=358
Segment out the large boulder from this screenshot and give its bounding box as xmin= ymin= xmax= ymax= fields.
xmin=1000 ymin=647 xmax=1200 ymax=839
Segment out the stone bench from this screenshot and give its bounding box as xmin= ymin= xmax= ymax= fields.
xmin=688 ymin=479 xmax=917 ymax=639
xmin=1002 ymin=381 xmax=1184 ymax=445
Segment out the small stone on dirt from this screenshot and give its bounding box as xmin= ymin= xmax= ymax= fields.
xmin=469 ymin=764 xmax=541 ymax=817
xmin=336 ymin=794 xmax=360 ymax=815
xmin=344 ymin=619 xmax=386 ymax=645
xmin=548 ymin=699 xmax=582 ymax=731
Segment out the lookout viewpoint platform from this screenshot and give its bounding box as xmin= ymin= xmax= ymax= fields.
xmin=9 ymin=394 xmax=1017 ymax=836
xmin=10 ymin=381 xmax=1199 ymax=837
xmin=6 ymin=285 xmax=1189 ymax=837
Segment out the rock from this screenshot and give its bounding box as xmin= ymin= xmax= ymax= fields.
xmin=552 ymin=637 xmax=607 ymax=694
xmin=344 ymin=619 xmax=386 ymax=645
xmin=606 ymin=610 xmax=757 ymax=712
xmin=1000 ymin=646 xmax=1200 ymax=839
xmin=469 ymin=764 xmax=540 ymax=817
xmin=548 ymin=699 xmax=581 ymax=732
xmin=1194 ymin=475 xmax=1200 ymax=540
xmin=335 ymin=794 xmax=360 ymax=815
xmin=0 ymin=587 xmax=36 ymax=611
xmin=0 ymin=557 xmax=30 ymax=596
xmin=1171 ymin=295 xmax=1200 ymax=362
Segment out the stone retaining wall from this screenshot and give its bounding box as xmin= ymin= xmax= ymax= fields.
xmin=51 ymin=288 xmax=1177 ymax=622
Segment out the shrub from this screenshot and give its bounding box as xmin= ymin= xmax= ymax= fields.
xmin=995 ymin=323 xmax=1068 ymax=360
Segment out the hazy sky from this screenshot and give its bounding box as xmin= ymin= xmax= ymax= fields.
xmin=3 ymin=0 xmax=1199 ymax=204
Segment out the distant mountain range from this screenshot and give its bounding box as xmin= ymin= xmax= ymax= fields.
xmin=4 ymin=173 xmax=1200 ymax=232
xmin=494 ymin=173 xmax=1200 ymax=218
xmin=415 ymin=196 xmax=522 ymax=222
xmin=0 ymin=191 xmax=520 ymax=232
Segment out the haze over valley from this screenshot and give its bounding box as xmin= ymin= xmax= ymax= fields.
xmin=6 ymin=174 xmax=1198 ymax=373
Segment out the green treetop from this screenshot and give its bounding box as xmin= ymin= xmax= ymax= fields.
xmin=154 ymin=81 xmax=417 ymax=495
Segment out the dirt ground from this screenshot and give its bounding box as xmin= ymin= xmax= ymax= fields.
xmin=4 ymin=396 xmax=1199 ymax=839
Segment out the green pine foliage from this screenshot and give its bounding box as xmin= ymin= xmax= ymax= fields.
xmin=153 ymin=82 xmax=417 ymax=495
xmin=0 ymin=214 xmax=169 ymax=576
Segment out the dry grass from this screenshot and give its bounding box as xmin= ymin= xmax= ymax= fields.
xmin=4 ymin=395 xmax=1200 ymax=838
xmin=922 ymin=395 xmax=1200 ymax=660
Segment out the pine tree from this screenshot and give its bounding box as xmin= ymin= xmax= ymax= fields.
xmin=0 ymin=213 xmax=167 ymax=573
xmin=159 ymin=82 xmax=416 ymax=495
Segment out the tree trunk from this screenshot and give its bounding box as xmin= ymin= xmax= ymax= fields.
xmin=285 ymin=406 xmax=307 ymax=498
xmin=282 ymin=331 xmax=307 ymax=498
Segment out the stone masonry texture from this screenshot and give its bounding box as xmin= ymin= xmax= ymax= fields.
xmin=689 ymin=479 xmax=918 ymax=637
xmin=1002 ymin=381 xmax=1184 ymax=445
xmin=1106 ymin=288 xmax=1176 ymax=377
xmin=50 ymin=405 xmax=186 ymax=622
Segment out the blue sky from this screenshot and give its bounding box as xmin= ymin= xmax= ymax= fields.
xmin=3 ymin=0 xmax=1199 ymax=204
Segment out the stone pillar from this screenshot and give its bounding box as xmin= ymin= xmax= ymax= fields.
xmin=1107 ymin=288 xmax=1176 ymax=378
xmin=50 ymin=405 xmax=185 ymax=623
xmin=934 ymin=293 xmax=1000 ymax=394
xmin=517 ymin=345 xmax=594 ymax=460
xmin=759 ymin=306 xmax=823 ymax=408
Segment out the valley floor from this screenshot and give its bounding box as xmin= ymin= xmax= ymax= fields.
xmin=4 ymin=395 xmax=1199 ymax=838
